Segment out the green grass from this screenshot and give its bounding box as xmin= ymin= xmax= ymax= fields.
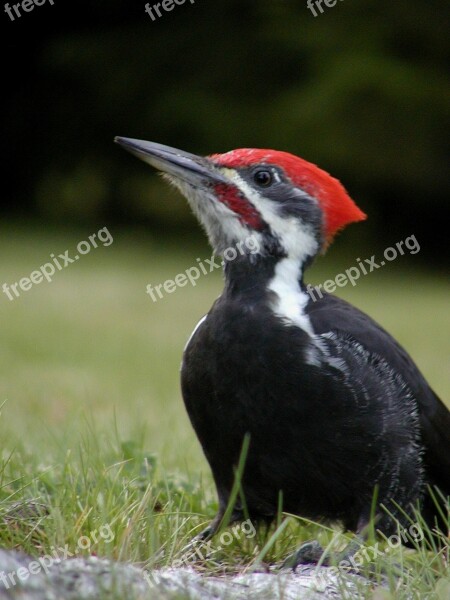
xmin=0 ymin=225 xmax=448 ymax=598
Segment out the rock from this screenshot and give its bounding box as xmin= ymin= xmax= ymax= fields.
xmin=0 ymin=549 xmax=371 ymax=599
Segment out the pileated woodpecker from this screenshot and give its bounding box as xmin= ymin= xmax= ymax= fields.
xmin=116 ymin=137 xmax=450 ymax=565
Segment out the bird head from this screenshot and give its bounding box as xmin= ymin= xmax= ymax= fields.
xmin=115 ymin=138 xmax=366 ymax=264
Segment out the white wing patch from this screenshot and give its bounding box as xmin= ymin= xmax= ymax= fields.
xmin=184 ymin=314 xmax=207 ymax=352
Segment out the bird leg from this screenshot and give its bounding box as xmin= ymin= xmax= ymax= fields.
xmin=196 ymin=511 xmax=226 ymax=542
xmin=179 ymin=507 xmax=243 ymax=557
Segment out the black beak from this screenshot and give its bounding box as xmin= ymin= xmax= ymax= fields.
xmin=114 ymin=137 xmax=229 ymax=186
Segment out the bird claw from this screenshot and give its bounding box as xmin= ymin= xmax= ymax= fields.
xmin=177 ymin=516 xmax=223 ymax=557
xmin=178 ymin=529 xmax=211 ymax=556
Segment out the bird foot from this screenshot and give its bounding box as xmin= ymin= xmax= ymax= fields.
xmin=281 ymin=540 xmax=328 ymax=571
xmin=281 ymin=536 xmax=367 ymax=572
xmin=178 ymin=524 xmax=216 ymax=556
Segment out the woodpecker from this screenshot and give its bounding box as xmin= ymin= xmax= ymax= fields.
xmin=116 ymin=137 xmax=450 ymax=566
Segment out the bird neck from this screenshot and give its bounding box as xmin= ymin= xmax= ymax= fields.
xmin=221 ymin=251 xmax=319 ymax=349
xmin=222 ymin=252 xmax=309 ymax=303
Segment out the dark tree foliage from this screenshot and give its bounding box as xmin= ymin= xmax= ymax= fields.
xmin=2 ymin=0 xmax=449 ymax=257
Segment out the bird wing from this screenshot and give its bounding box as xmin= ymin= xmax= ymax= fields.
xmin=306 ymin=291 xmax=450 ymax=495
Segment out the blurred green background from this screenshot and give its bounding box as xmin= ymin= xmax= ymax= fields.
xmin=3 ymin=0 xmax=449 ymax=255
xmin=1 ymin=0 xmax=449 ymax=469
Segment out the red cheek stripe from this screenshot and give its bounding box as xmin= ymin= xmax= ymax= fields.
xmin=211 ymin=149 xmax=366 ymax=243
xmin=213 ymin=184 xmax=265 ymax=230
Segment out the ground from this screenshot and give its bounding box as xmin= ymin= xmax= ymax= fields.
xmin=0 ymin=224 xmax=448 ymax=599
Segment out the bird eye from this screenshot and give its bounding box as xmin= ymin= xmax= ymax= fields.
xmin=254 ymin=170 xmax=273 ymax=187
